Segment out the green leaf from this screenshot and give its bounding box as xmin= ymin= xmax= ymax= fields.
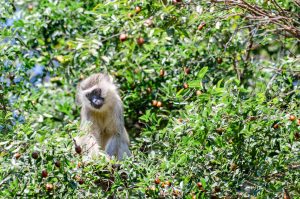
xmin=197 ymin=66 xmax=208 ymax=79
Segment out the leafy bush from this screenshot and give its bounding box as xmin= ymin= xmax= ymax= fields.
xmin=0 ymin=0 xmax=299 ymax=198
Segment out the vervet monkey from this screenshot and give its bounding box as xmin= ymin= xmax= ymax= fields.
xmin=75 ymin=73 xmax=131 ymax=160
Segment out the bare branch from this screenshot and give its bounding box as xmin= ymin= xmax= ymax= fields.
xmin=233 ymin=55 xmax=241 ymax=81
xmin=212 ymin=0 xmax=300 ymax=39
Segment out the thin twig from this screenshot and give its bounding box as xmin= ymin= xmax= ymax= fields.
xmin=224 ymin=25 xmax=240 ymax=52
xmin=244 ymin=26 xmax=256 ymax=61
xmin=0 ymin=173 xmax=11 ymax=188
xmin=266 ymin=65 xmax=284 ymax=93
xmin=271 ymin=0 xmax=288 ymax=18
xmin=293 ymin=0 xmax=300 ymax=7
xmin=233 ymin=54 xmax=241 ymax=81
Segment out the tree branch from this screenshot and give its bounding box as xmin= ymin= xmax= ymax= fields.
xmin=211 ymin=0 xmax=300 ymax=39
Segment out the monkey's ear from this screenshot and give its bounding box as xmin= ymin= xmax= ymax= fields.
xmin=102 ymin=73 xmax=114 ymax=83
xmin=108 ymin=75 xmax=114 ymax=83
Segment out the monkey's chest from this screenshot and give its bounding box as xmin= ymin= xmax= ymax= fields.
xmin=89 ymin=120 xmax=115 ymax=149
xmin=91 ymin=118 xmax=115 ymax=136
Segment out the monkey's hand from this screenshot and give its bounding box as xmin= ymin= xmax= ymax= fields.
xmin=75 ymin=134 xmax=110 ymax=161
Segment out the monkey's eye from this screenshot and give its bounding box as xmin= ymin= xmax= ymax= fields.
xmin=86 ymin=89 xmax=102 ymax=97
xmin=92 ymin=88 xmax=102 ymax=96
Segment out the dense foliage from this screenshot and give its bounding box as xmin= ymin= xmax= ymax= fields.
xmin=1 ymin=0 xmax=299 ymax=198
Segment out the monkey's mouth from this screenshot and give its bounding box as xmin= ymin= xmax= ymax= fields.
xmin=90 ymin=97 xmax=104 ymax=109
xmin=86 ymin=89 xmax=104 ymax=109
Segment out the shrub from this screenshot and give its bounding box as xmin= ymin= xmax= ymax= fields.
xmin=1 ymin=0 xmax=299 ymax=198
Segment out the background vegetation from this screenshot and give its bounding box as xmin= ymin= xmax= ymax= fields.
xmin=0 ymin=0 xmax=299 ymax=198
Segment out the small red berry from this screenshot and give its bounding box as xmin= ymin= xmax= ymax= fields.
xmin=230 ymin=163 xmax=237 ymax=171
xmin=28 ymin=4 xmax=33 ymax=11
xmin=42 ymin=170 xmax=48 ymax=178
xmin=31 ymin=151 xmax=39 ymax=159
xmin=289 ymin=115 xmax=296 ymax=121
xmin=273 ymin=123 xmax=279 ymax=129
xmin=14 ymin=153 xmax=21 ymax=159
xmin=183 ymin=82 xmax=189 ymax=89
xmin=77 ymin=162 xmax=83 ymax=168
xmin=214 ymin=186 xmax=221 ymax=193
xmin=217 ymin=57 xmax=223 ymax=64
xmin=119 ymin=33 xmax=127 ymax=42
xmin=78 ymin=178 xmax=84 ymax=185
xmin=156 ymin=101 xmax=162 ymax=108
xmin=216 ymin=128 xmax=225 ymax=134
xmin=184 ymin=67 xmax=191 ymax=75
xmin=154 ymin=177 xmax=161 ymax=184
xmin=295 ymin=132 xmax=300 ymax=140
xmin=197 ymin=182 xmax=203 ymax=188
xmin=152 ymin=100 xmax=158 ymax=107
xmin=55 ymin=160 xmax=61 ymax=168
xmin=159 ymin=69 xmax=165 ymax=77
xmin=137 ymin=37 xmax=145 ymax=46
xmin=146 ymin=87 xmax=152 ymax=94
xmin=197 ymin=22 xmax=206 ymax=31
xmin=135 ymin=6 xmax=141 ymax=13
xmin=165 ymin=181 xmax=171 ymax=186
xmin=75 ymin=145 xmax=82 ymax=154
xmin=45 ymin=183 xmax=53 ymax=191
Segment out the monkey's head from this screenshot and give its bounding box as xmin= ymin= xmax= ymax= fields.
xmin=77 ymin=73 xmax=120 ymax=112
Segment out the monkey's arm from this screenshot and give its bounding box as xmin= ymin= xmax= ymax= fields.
xmin=105 ymin=103 xmax=131 ymax=160
xmin=105 ymin=128 xmax=131 ymax=160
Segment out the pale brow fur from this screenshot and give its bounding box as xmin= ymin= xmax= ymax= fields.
xmin=75 ymin=73 xmax=131 ymax=160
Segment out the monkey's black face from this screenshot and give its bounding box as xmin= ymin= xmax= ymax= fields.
xmin=86 ymin=88 xmax=104 ymax=109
